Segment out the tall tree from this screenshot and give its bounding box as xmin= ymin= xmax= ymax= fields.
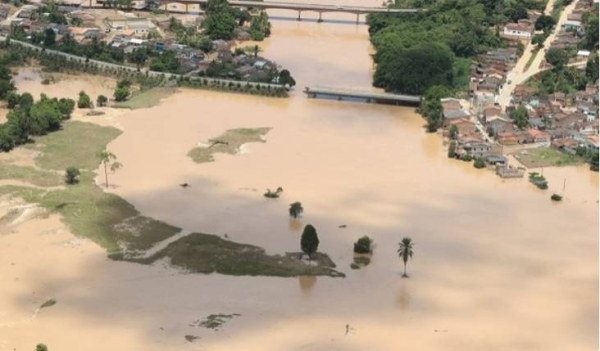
xmin=99 ymin=151 xmax=122 ymax=187
xmin=300 ymin=224 xmax=319 ymax=260
xmin=397 ymin=237 xmax=414 ymax=278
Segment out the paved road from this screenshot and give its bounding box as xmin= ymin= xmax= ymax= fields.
xmin=497 ymin=0 xmax=577 ymax=110
xmin=0 ymin=35 xmax=284 ymax=89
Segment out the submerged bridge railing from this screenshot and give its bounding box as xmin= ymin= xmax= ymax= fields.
xmin=304 ymin=86 xmax=422 ymax=106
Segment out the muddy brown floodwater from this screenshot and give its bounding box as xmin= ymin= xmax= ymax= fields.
xmin=1 ymin=2 xmax=598 ymax=351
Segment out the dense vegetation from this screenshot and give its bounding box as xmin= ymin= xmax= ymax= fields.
xmin=0 ymin=50 xmax=77 ymax=152
xmin=367 ymin=0 xmax=546 ymax=95
xmin=203 ymin=0 xmax=271 ymax=41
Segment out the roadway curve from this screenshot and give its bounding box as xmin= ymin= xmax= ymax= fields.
xmin=497 ymin=0 xmax=578 ymax=109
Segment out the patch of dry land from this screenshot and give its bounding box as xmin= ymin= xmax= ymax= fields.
xmin=188 ymin=127 xmax=271 ymax=163
xmin=0 ymin=4 xmax=598 ymax=351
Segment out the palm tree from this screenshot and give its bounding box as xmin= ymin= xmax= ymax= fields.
xmin=397 ymin=237 xmax=414 ymax=278
xmin=99 ymin=150 xmax=122 ymax=187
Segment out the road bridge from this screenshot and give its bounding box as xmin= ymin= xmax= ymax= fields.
xmin=158 ymin=0 xmax=421 ymax=23
xmin=304 ymin=86 xmax=422 ymax=106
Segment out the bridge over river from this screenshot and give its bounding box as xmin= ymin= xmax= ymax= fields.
xmin=157 ymin=0 xmax=421 ymax=23
xmin=304 ymin=86 xmax=422 ymax=106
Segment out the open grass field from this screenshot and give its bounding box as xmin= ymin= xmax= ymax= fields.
xmin=513 ymin=147 xmax=583 ymax=168
xmin=132 ymin=233 xmax=345 ymax=277
xmin=25 ymin=121 xmax=123 ymax=171
xmin=0 ymin=164 xmax=63 ymax=187
xmin=188 ymin=128 xmax=271 ymax=163
xmin=113 ymin=87 xmax=178 ymax=110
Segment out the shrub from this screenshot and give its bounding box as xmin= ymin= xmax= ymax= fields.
xmin=289 ymin=201 xmax=303 ymax=218
xmin=77 ymin=90 xmax=91 ymax=108
xmin=460 ymin=154 xmax=473 ymax=162
xmin=264 ymin=187 xmax=283 ymax=199
xmin=529 ymin=172 xmax=549 ymax=190
xmin=64 ymin=166 xmax=80 ymax=184
xmin=551 ymin=194 xmax=563 ymax=201
xmin=353 ymin=236 xmax=373 ymax=254
xmin=473 ymin=158 xmax=486 ymax=169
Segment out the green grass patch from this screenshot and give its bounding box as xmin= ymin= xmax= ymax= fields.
xmin=0 ymin=164 xmax=63 ymax=187
xmin=188 ymin=128 xmax=271 ymax=164
xmin=26 ymin=121 xmax=122 ymax=171
xmin=40 ymin=299 xmax=56 ymax=309
xmin=525 ymin=48 xmax=540 ymax=71
xmin=130 ymin=233 xmax=346 ymax=277
xmin=0 ymin=173 xmax=180 ymax=253
xmin=193 ymin=313 xmax=241 ymax=330
xmin=113 ymin=87 xmax=177 ymax=110
xmin=515 ymin=148 xmax=583 ymax=168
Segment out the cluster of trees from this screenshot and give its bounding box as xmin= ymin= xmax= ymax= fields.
xmin=509 ymin=105 xmax=529 ymax=130
xmin=0 ymin=92 xmax=75 ymax=152
xmin=114 ymin=79 xmax=131 ymax=102
xmin=249 ymin=12 xmax=272 ymax=41
xmin=368 ymin=0 xmax=546 ymax=95
xmin=419 ymin=86 xmax=450 ymax=132
xmin=179 ymin=77 xmax=289 ymax=97
xmin=203 ymin=0 xmax=242 ymax=40
xmin=167 ymin=18 xmax=214 ymax=53
xmin=149 ymin=50 xmax=181 ymax=73
xmin=536 ymin=50 xmax=598 ymax=94
xmin=576 ymin=146 xmax=599 ymax=172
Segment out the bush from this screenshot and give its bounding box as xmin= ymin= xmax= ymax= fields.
xmin=114 ymin=86 xmax=130 ymax=102
xmin=65 ymin=166 xmax=80 ymax=184
xmin=473 ymin=158 xmax=486 ymax=169
xmin=36 ymin=344 xmax=48 ymax=351
xmin=96 ymin=94 xmax=108 ymax=107
xmin=264 ymin=187 xmax=283 ymax=199
xmin=551 ymin=194 xmax=563 ymax=201
xmin=529 ymin=172 xmax=549 ymax=190
xmin=77 ymin=90 xmax=91 ymax=108
xmin=460 ymin=154 xmax=473 ymax=162
xmin=353 ymin=236 xmax=373 ymax=254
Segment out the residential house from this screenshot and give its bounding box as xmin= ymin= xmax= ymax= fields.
xmin=563 ymin=19 xmax=582 ymax=31
xmin=577 ymin=102 xmax=598 ymax=121
xmin=0 ymin=6 xmax=10 ymax=20
xmin=586 ymin=135 xmax=599 ymax=150
xmin=463 ymin=142 xmax=491 ymax=158
xmin=576 ymin=50 xmax=591 ymax=62
xmin=527 ymin=129 xmax=551 ymax=146
xmin=473 ymin=91 xmax=496 ymax=109
xmin=443 ymin=109 xmax=470 ymax=123
xmin=552 ymin=138 xmax=579 ymax=153
xmin=441 ymin=98 xmax=462 ymax=112
xmin=487 ymin=115 xmax=515 ymax=135
xmin=70 ymin=27 xmax=100 ymax=38
xmin=503 ymin=22 xmax=534 ymax=39
xmin=446 ymin=118 xmax=476 ymax=135
xmin=554 ymin=112 xmax=584 ymax=128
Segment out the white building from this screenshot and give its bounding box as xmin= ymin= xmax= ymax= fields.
xmin=502 ymin=23 xmax=534 ymax=39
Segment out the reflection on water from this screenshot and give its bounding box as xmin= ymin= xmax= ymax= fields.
xmin=298 ymin=275 xmax=317 ymax=294
xmin=288 ymin=218 xmax=303 ymax=232
xmin=396 ymin=283 xmax=410 ymax=311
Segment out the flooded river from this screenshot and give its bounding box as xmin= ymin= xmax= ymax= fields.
xmin=1 ymin=2 xmax=598 ymax=351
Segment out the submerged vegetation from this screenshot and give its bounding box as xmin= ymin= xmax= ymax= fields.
xmin=194 ymin=313 xmax=241 ymax=330
xmin=529 ymin=172 xmax=549 ymax=190
xmin=0 ymin=122 xmax=342 ymax=277
xmin=187 ymin=127 xmax=271 ymax=163
xmin=129 ymin=232 xmax=344 ymax=277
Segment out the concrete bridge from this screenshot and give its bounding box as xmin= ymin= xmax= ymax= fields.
xmin=304 ymin=86 xmax=422 ymax=106
xmin=158 ymin=0 xmax=421 ymax=23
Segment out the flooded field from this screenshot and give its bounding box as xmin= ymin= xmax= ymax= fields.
xmin=1 ymin=2 xmax=598 ymax=351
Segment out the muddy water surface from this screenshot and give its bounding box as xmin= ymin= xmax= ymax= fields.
xmin=1 ymin=3 xmax=598 ymax=351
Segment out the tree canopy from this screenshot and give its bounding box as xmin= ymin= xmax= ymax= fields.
xmin=300 ymin=224 xmax=319 ymax=259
